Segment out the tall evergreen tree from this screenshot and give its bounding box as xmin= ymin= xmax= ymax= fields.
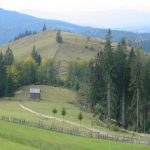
xmin=42 ymin=24 xmax=47 ymax=31
xmin=0 ymin=52 xmax=6 ymax=97
xmin=102 ymin=29 xmax=113 ymax=122
xmin=90 ymin=51 xmax=106 ymax=109
xmin=143 ymin=58 xmax=150 ymax=132
xmin=130 ymin=46 xmax=144 ymax=131
xmin=31 ymin=46 xmax=41 ymax=65
xmin=5 ymin=47 xmax=14 ymax=66
xmin=46 ymin=60 xmax=59 ymax=85
xmin=56 ymin=30 xmax=63 ymax=44
xmin=113 ymin=39 xmax=129 ymax=127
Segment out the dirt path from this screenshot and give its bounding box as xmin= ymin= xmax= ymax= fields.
xmin=19 ymin=102 xmax=150 ymax=144
xmin=19 ymin=103 xmax=107 ymax=134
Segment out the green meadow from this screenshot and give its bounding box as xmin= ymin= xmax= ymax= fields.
xmin=0 ymin=85 xmax=149 ymax=141
xmin=0 ymin=120 xmax=149 ymax=150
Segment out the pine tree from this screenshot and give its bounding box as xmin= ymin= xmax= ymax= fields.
xmin=42 ymin=24 xmax=47 ymax=31
xmin=0 ymin=52 xmax=6 ymax=97
xmin=61 ymin=107 xmax=66 ymax=128
xmin=46 ymin=60 xmax=59 ymax=85
xmin=143 ymin=58 xmax=150 ymax=132
xmin=90 ymin=51 xmax=106 ymax=110
xmin=56 ymin=30 xmax=63 ymax=44
xmin=5 ymin=47 xmax=14 ymax=66
xmin=31 ymin=46 xmax=41 ymax=65
xmin=113 ymin=38 xmax=129 ymax=127
xmin=78 ymin=112 xmax=83 ymax=127
xmin=130 ymin=46 xmax=144 ymax=132
xmin=52 ymin=108 xmax=58 ymax=118
xmin=102 ymin=29 xmax=113 ymax=122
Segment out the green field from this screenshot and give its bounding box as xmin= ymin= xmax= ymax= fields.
xmin=0 ymin=85 xmax=149 ymax=140
xmin=19 ymin=85 xmax=150 ymax=139
xmin=0 ymin=120 xmax=149 ymax=150
xmin=0 ymin=85 xmax=149 ymax=149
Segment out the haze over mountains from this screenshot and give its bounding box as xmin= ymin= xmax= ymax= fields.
xmin=20 ymin=9 xmax=150 ymax=32
xmin=1 ymin=8 xmax=150 ymax=52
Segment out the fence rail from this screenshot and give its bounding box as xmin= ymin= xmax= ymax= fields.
xmin=0 ymin=116 xmax=150 ymax=145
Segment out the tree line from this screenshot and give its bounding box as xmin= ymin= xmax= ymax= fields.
xmin=0 ymin=29 xmax=150 ymax=133
xmin=0 ymin=30 xmax=63 ymax=97
xmin=13 ymin=24 xmax=47 ymax=41
xmin=0 ymin=45 xmax=60 ymax=97
xmin=66 ymin=30 xmax=150 ymax=133
xmin=14 ymin=30 xmax=37 ymax=41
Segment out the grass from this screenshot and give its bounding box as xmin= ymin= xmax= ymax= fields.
xmin=0 ymin=85 xmax=149 ymax=148
xmin=0 ymin=120 xmax=149 ymax=150
xmin=0 ymin=137 xmax=40 ymax=150
xmin=14 ymin=85 xmax=150 ymax=140
xmin=0 ymin=99 xmax=83 ymax=130
xmin=0 ymin=30 xmax=104 ymax=63
xmin=17 ymin=85 xmax=104 ymax=131
xmin=0 ymin=30 xmax=106 ymax=77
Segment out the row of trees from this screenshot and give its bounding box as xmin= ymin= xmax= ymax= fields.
xmin=0 ymin=47 xmax=15 ymax=97
xmin=0 ymin=45 xmax=61 ymax=97
xmin=52 ymin=107 xmax=83 ymax=127
xmin=14 ymin=30 xmax=37 ymax=41
xmin=66 ymin=30 xmax=150 ymax=133
xmin=14 ymin=24 xmax=47 ymax=41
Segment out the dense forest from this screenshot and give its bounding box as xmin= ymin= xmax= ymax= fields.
xmin=0 ymin=30 xmax=150 ymax=133
xmin=66 ymin=30 xmax=150 ymax=133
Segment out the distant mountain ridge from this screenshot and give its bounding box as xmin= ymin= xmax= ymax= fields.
xmin=1 ymin=8 xmax=150 ymax=52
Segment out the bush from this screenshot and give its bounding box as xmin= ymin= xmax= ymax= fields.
xmin=107 ymin=124 xmax=120 ymax=131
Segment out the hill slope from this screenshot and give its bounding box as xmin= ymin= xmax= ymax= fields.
xmin=1 ymin=8 xmax=150 ymax=52
xmin=0 ymin=30 xmax=105 ymax=63
xmin=0 ymin=120 xmax=149 ymax=150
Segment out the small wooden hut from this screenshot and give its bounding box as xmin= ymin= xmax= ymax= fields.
xmin=30 ymin=88 xmax=41 ymax=100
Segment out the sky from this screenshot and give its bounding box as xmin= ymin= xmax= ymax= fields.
xmin=0 ymin=0 xmax=150 ymax=29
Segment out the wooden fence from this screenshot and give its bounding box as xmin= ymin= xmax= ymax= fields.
xmin=0 ymin=116 xmax=150 ymax=145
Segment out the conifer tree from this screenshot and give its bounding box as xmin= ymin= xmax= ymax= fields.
xmin=56 ymin=30 xmax=63 ymax=44
xmin=102 ymin=29 xmax=113 ymax=122
xmin=130 ymin=46 xmax=144 ymax=131
xmin=31 ymin=46 xmax=41 ymax=65
xmin=113 ymin=38 xmax=129 ymax=127
xmin=42 ymin=24 xmax=47 ymax=31
xmin=0 ymin=52 xmax=6 ymax=97
xmin=78 ymin=112 xmax=83 ymax=127
xmin=5 ymin=47 xmax=14 ymax=66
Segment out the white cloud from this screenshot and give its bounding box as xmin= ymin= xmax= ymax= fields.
xmin=1 ymin=0 xmax=150 ymax=28
xmin=0 ymin=0 xmax=150 ymax=12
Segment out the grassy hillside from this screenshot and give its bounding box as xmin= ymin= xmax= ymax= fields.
xmin=0 ymin=120 xmax=149 ymax=150
xmin=0 ymin=86 xmax=84 ymax=130
xmin=0 ymin=85 xmax=150 ymax=149
xmin=0 ymin=85 xmax=149 ymax=140
xmin=0 ymin=30 xmax=105 ymax=63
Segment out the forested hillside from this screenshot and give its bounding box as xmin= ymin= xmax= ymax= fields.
xmin=0 ymin=29 xmax=150 ymax=133
xmin=66 ymin=30 xmax=150 ymax=133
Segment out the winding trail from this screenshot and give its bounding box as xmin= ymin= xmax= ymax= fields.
xmin=19 ymin=103 xmax=106 ymax=134
xmin=19 ymin=102 xmax=150 ymax=145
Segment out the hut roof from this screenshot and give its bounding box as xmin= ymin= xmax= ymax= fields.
xmin=30 ymin=88 xmax=41 ymax=94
